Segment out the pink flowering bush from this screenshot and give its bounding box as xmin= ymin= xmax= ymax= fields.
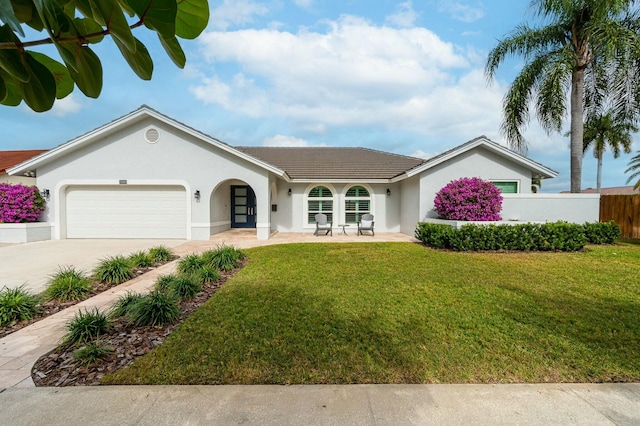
xmin=434 ymin=177 xmax=503 ymax=221
xmin=0 ymin=183 xmax=46 ymax=223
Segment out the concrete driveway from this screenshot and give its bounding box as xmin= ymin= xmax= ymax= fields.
xmin=0 ymin=239 xmax=188 ymax=293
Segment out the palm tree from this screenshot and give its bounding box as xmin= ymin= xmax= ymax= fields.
xmin=626 ymin=151 xmax=640 ymax=189
xmin=486 ymin=0 xmax=640 ymax=193
xmin=583 ymin=111 xmax=636 ymax=192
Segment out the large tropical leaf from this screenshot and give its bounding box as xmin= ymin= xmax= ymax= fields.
xmin=29 ymin=51 xmax=74 ymax=99
xmin=58 ymin=44 xmax=103 ymax=98
xmin=127 ymin=0 xmax=176 ymax=39
xmin=16 ymin=52 xmax=57 ymax=111
xmin=113 ymin=36 xmax=153 ymax=79
xmin=176 ymin=0 xmax=208 ymax=39
xmin=0 ymin=0 xmax=24 ymax=36
xmin=158 ymin=34 xmax=185 ymax=68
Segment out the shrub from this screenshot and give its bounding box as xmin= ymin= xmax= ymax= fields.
xmin=128 ymin=290 xmax=180 ymax=326
xmin=584 ymin=221 xmax=621 ymax=244
xmin=433 ymin=177 xmax=503 ymax=221
xmin=129 ymin=251 xmax=152 ymax=268
xmin=177 ymin=253 xmax=205 ymax=275
xmin=170 ymin=275 xmax=202 ymax=300
xmin=415 ymin=223 xmax=455 ymax=249
xmin=94 ymin=255 xmax=134 ymax=284
xmin=202 ymin=244 xmax=245 ymax=271
xmin=0 ymin=183 xmax=45 ymax=223
xmin=63 ymin=308 xmax=111 ymax=345
xmin=0 ymin=286 xmax=40 ymax=326
xmin=44 ymin=266 xmax=92 ymax=302
xmin=148 ymin=245 xmax=174 ymax=263
xmin=415 ymin=221 xmax=589 ymax=252
xmin=109 ymin=291 xmax=144 ymax=319
xmin=74 ymin=342 xmax=115 ymax=365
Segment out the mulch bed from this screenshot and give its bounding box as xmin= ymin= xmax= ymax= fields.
xmin=0 ymin=258 xmax=178 ymax=339
xmin=31 ymin=264 xmax=242 ymax=387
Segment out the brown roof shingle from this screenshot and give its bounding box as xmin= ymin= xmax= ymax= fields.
xmin=0 ymin=150 xmax=48 ymax=174
xmin=236 ymin=147 xmax=426 ymax=180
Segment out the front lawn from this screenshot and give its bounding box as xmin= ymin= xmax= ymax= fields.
xmin=103 ymin=242 xmax=640 ymax=384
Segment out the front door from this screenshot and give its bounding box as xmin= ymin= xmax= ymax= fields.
xmin=231 ymin=186 xmax=256 ymax=228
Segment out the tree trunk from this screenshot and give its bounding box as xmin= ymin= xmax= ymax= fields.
xmin=570 ymin=69 xmax=585 ymax=193
xmin=596 ymin=150 xmax=603 ymax=193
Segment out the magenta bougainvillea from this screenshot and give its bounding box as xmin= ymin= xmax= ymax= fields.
xmin=433 ymin=177 xmax=503 ymax=221
xmin=0 ymin=183 xmax=46 ymax=223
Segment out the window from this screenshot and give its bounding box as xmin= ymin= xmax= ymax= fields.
xmin=491 ymin=181 xmax=518 ymax=193
xmin=307 ymin=186 xmax=333 ymax=224
xmin=345 ymin=185 xmax=370 ymax=223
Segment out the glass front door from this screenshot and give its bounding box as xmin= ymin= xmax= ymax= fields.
xmin=231 ymin=186 xmax=256 ymax=228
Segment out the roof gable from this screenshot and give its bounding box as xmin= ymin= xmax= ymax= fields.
xmin=405 ymin=136 xmax=558 ymax=179
xmin=7 ymin=106 xmax=286 ymax=178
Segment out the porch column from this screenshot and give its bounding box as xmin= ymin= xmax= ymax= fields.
xmin=255 ymin=181 xmax=271 ymax=240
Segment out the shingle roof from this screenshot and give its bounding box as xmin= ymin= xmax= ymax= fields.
xmin=0 ymin=150 xmax=47 ymax=174
xmin=236 ymin=147 xmax=426 ymax=180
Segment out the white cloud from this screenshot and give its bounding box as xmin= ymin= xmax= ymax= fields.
xmin=262 ymin=134 xmax=327 ymax=147
xmin=410 ymin=149 xmax=437 ymax=159
xmin=438 ymin=1 xmax=485 ymax=23
xmin=293 ymin=0 xmax=313 ymax=9
xmin=210 ymin=0 xmax=269 ymax=31
xmin=190 ymin=15 xmax=496 ymax=142
xmin=385 ymin=1 xmax=419 ymax=28
xmin=51 ymin=95 xmax=82 ymax=117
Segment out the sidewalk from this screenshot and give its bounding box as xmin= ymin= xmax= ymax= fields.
xmin=1 ymin=383 xmax=639 ymax=425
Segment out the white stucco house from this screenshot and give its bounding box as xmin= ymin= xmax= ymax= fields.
xmin=6 ymin=106 xmax=600 ymax=241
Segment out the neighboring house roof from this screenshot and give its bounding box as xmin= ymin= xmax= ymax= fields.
xmin=236 ymin=147 xmax=426 ymax=181
xmin=7 ymin=105 xmax=287 ymax=179
xmin=0 ymin=150 xmax=48 ymax=174
xmin=403 ymin=136 xmax=558 ymax=181
xmin=560 ymin=186 xmax=640 ymax=195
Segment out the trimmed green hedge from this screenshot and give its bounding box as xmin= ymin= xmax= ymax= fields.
xmin=415 ymin=221 xmax=620 ymax=252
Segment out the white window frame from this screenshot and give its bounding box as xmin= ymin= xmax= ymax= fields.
xmin=304 ymin=183 xmax=337 ymax=228
xmin=343 ymin=184 xmax=373 ymax=224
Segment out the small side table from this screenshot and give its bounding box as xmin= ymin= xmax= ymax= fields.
xmin=337 ymin=224 xmax=350 ymax=235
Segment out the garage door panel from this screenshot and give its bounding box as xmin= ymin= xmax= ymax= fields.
xmin=66 ymin=186 xmax=187 ymax=239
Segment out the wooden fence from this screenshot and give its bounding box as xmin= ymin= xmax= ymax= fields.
xmin=600 ymin=195 xmax=640 ymax=239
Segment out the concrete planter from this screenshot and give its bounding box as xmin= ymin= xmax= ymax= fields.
xmin=0 ymin=222 xmax=52 ymax=243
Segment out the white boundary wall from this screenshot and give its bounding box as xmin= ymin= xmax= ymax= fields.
xmin=501 ymin=194 xmax=600 ymax=223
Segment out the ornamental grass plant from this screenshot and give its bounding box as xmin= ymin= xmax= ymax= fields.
xmin=148 ymin=245 xmax=174 ymax=263
xmin=63 ymin=308 xmax=111 ymax=346
xmin=0 ymin=286 xmax=40 ymax=326
xmin=44 ymin=266 xmax=92 ymax=302
xmin=94 ymin=255 xmax=134 ymax=285
xmin=201 ymin=244 xmax=245 ymax=271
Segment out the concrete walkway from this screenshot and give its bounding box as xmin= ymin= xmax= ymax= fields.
xmin=1 ymin=384 xmax=639 ymax=425
xmin=1 ymin=231 xmax=639 ymax=424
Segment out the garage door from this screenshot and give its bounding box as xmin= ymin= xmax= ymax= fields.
xmin=66 ymin=185 xmax=187 ymax=239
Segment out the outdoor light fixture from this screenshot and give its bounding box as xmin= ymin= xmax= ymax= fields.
xmin=288 ymin=188 xmax=292 ymax=196
xmin=386 ymin=188 xmax=391 ymax=196
xmin=194 ymin=190 xmax=201 ymax=201
xmin=41 ymin=189 xmax=50 ymax=200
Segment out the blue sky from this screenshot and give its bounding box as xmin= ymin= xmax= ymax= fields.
xmin=1 ymin=0 xmax=637 ymax=192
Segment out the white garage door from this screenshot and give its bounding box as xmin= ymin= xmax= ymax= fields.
xmin=66 ymin=185 xmax=187 ymax=239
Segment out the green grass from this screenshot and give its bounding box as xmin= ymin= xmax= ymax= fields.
xmin=103 ymin=242 xmax=640 ymax=385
